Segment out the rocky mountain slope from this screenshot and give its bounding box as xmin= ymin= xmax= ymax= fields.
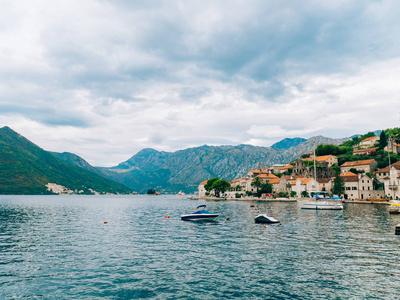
xmin=0 ymin=126 xmax=132 ymax=194
xmin=271 ymin=137 xmax=307 ymax=150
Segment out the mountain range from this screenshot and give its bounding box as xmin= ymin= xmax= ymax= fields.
xmin=0 ymin=126 xmax=348 ymax=194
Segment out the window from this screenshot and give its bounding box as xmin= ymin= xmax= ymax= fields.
xmin=352 ymin=187 xmax=357 ymax=190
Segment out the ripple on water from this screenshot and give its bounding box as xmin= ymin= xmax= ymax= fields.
xmin=1 ymin=196 xmax=400 ymax=299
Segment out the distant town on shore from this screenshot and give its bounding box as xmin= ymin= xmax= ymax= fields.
xmin=198 ymin=129 xmax=400 ymax=202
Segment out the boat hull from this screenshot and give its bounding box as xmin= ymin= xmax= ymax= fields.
xmin=181 ymin=213 xmax=219 ymax=221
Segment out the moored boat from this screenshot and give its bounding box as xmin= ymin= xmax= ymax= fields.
xmin=181 ymin=204 xmax=219 ymax=221
xmin=254 ymin=214 xmax=279 ymax=223
xmin=300 ymin=194 xmax=343 ymax=210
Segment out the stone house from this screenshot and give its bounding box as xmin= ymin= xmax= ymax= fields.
xmin=357 ymin=136 xmax=379 ymax=149
xmin=291 ymin=177 xmax=318 ymax=197
xmin=279 ymin=164 xmax=293 ymax=175
xmin=293 ymin=155 xmax=337 ymax=178
xmin=198 ymin=180 xmax=208 ymax=198
xmin=385 ymin=135 xmax=400 ymax=154
xmin=317 ymin=178 xmax=333 ymax=194
xmin=340 ymin=159 xmax=377 ymax=174
xmin=269 ymin=177 xmax=288 ymax=194
xmin=340 ymin=172 xmax=375 ymax=200
xmin=376 ymin=161 xmax=400 ymax=199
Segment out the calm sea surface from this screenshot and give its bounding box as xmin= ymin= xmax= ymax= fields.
xmin=1 ymin=195 xmax=400 ymax=299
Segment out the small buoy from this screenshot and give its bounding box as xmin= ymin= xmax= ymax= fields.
xmin=263 ymin=225 xmax=268 ymax=227
xmin=165 ymin=215 xmax=170 ymax=218
xmin=226 ymin=217 xmax=230 ymax=220
xmin=278 ymin=223 xmax=281 ymax=226
xmin=104 ymin=221 xmax=108 ymax=224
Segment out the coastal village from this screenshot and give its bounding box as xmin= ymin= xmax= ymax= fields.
xmin=198 ymin=133 xmax=400 ymax=201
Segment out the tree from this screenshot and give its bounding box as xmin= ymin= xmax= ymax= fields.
xmin=332 ymin=175 xmax=345 ymax=196
xmin=379 ymin=130 xmax=387 ymax=149
xmin=301 ymin=191 xmax=309 ymax=198
xmin=211 ymin=179 xmax=231 ymax=197
xmin=204 ymin=178 xmax=219 ymax=193
xmin=290 ymin=191 xmax=297 ymax=198
xmin=260 ymin=182 xmax=273 ymax=194
xmin=251 ymin=177 xmax=264 ymax=195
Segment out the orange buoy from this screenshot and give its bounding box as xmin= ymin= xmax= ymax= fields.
xmin=165 ymin=216 xmax=170 ymax=218
xmin=104 ymin=221 xmax=108 ymax=224
xmin=226 ymin=217 xmax=230 ymax=220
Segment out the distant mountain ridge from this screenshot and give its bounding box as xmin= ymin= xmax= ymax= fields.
xmin=101 ymin=136 xmax=348 ymax=193
xmin=271 ymin=137 xmax=307 ymax=150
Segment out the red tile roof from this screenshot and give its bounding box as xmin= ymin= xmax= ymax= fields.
xmin=269 ymin=178 xmax=281 ymax=184
xmin=377 ymin=161 xmax=400 ymax=173
xmin=341 ymin=159 xmax=375 ymax=167
xmin=303 ymin=155 xmax=337 ymax=162
xmin=353 ymin=147 xmax=378 ymax=153
xmin=360 ymin=136 xmax=378 ymax=143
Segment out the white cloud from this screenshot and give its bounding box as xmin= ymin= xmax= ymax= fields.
xmin=1 ymin=0 xmax=400 ymax=166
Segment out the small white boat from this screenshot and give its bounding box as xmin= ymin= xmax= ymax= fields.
xmin=181 ymin=205 xmax=219 ymax=221
xmin=300 ymin=195 xmax=343 ymax=210
xmin=254 ymin=214 xmax=279 ymax=223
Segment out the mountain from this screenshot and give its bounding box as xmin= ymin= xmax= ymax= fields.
xmin=271 ymin=137 xmax=307 ymax=150
xmin=0 ymin=126 xmax=132 ymax=194
xmin=102 ymin=136 xmax=348 ymax=193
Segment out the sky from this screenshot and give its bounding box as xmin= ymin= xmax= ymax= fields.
xmin=1 ymin=0 xmax=400 ymax=166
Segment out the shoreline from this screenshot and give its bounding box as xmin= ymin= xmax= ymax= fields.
xmin=200 ymin=196 xmax=391 ymax=205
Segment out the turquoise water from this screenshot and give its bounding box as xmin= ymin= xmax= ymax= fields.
xmin=1 ymin=195 xmax=400 ymax=299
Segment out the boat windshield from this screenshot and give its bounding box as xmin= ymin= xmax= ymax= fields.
xmin=196 ymin=205 xmax=207 ymax=211
xmin=310 ymin=191 xmax=330 ymax=198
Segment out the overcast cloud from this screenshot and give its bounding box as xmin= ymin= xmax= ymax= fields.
xmin=1 ymin=0 xmax=400 ymax=166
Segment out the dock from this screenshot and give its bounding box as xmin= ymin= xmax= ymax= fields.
xmin=342 ymin=199 xmax=389 ymax=205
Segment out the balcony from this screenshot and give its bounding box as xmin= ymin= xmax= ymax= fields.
xmin=389 ymin=184 xmax=398 ymax=190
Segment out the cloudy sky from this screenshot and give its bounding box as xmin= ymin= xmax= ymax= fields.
xmin=1 ymin=0 xmax=400 ymax=166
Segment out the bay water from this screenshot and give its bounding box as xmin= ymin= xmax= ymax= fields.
xmin=1 ymin=195 xmax=400 ymax=299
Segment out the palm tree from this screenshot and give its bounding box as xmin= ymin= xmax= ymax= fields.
xmin=251 ymin=177 xmax=263 ymax=195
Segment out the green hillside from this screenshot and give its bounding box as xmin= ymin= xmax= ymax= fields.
xmin=0 ymin=126 xmax=132 ymax=195
xmin=315 ymin=129 xmax=400 ymax=170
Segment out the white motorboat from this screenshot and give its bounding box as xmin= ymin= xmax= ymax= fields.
xmin=254 ymin=214 xmax=279 ymax=223
xmin=300 ymin=195 xmax=343 ymax=210
xmin=181 ymin=204 xmax=219 ymax=221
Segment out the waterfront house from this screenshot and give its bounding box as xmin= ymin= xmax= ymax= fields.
xmin=291 ymin=177 xmax=318 ymax=197
xmin=376 ymin=161 xmax=400 ymax=199
xmin=317 ymin=178 xmax=333 ymax=194
xmin=340 ymin=172 xmax=375 ymax=200
xmin=340 ymin=159 xmax=377 ymax=174
xmin=198 ymin=180 xmax=208 ymax=198
xmin=231 ymin=177 xmax=250 ymax=192
xmin=269 ymin=177 xmax=288 ymax=194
